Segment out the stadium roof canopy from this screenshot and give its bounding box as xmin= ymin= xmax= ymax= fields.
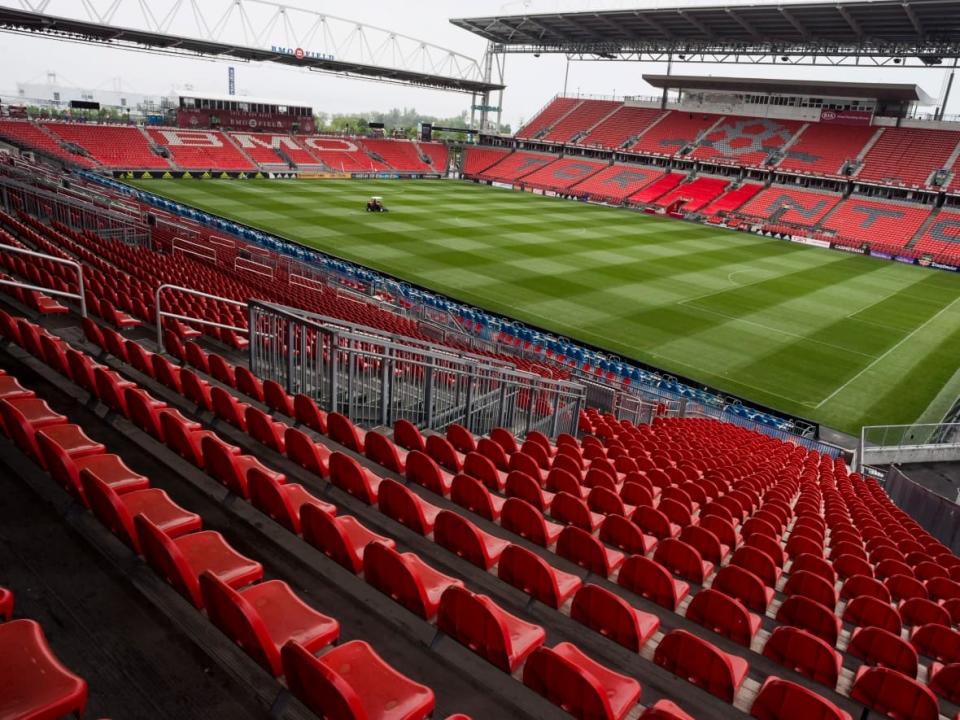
xmin=452 ymin=0 xmax=960 ymax=67
xmin=0 ymin=5 xmax=503 ymax=94
xmin=642 ymin=74 xmax=937 ymax=103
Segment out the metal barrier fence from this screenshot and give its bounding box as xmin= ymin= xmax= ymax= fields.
xmin=248 ymin=300 xmax=585 ymax=438
xmin=155 ymin=284 xmax=248 ymax=348
xmin=884 ymin=466 xmax=960 ymax=554
xmin=0 ymin=242 xmax=87 ymax=317
xmin=859 ymin=423 xmax=960 ymax=471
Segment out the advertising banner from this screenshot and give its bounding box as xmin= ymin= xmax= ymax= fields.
xmin=819 ymin=109 xmax=873 ymax=126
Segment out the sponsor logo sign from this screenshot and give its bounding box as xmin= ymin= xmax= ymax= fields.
xmin=871 ymin=250 xmax=893 ymax=260
xmin=895 ymin=255 xmax=917 ymax=264
xmin=272 ymin=45 xmax=335 ymax=62
xmin=819 ymin=109 xmax=873 ymax=126
xmin=831 ymin=243 xmax=866 ymax=254
xmin=930 ymin=262 xmax=960 ymax=272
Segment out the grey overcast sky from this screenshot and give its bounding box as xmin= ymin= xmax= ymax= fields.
xmin=0 ymin=0 xmax=958 ymax=129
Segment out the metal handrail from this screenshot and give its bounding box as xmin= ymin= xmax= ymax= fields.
xmin=155 ymin=284 xmax=248 ymax=348
xmin=0 ymin=242 xmax=86 ymax=317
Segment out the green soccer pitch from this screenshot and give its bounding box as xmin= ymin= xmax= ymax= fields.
xmin=130 ymin=178 xmax=960 ymax=435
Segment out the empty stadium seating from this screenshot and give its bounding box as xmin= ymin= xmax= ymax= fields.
xmin=702 ymin=182 xmax=763 ymax=217
xmin=627 ymin=172 xmax=686 ymax=205
xmin=690 ymin=116 xmax=801 ymax=167
xmin=146 ymin=128 xmax=256 ymax=171
xmin=568 ymin=163 xmax=659 ymax=203
xmin=542 ymin=99 xmax=620 ymax=143
xmin=776 ymin=123 xmax=876 ymax=176
xmin=913 ymin=208 xmax=960 ymax=259
xmin=44 ymin=122 xmax=171 ymax=169
xmin=654 ymin=176 xmax=730 ymax=212
xmin=579 ymin=106 xmax=665 ymax=149
xmin=629 ymin=111 xmax=723 ymax=157
xmin=516 ymin=96 xmax=581 ymax=139
xmin=360 ymin=138 xmax=432 ymax=172
xmin=858 ymin=126 xmax=960 ymax=187
xmin=520 ymin=157 xmax=606 ymax=192
xmin=462 ymin=146 xmax=512 ymax=176
xmin=737 ymin=185 xmax=842 ymax=227
xmin=821 ymin=197 xmax=932 ymax=246
xmin=477 ymin=151 xmax=559 ymax=182
xmin=0 ymin=119 xmax=97 ymax=167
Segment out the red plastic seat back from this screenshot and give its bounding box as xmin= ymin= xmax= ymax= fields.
xmin=405 ymin=450 xmax=449 ymax=495
xmin=653 ymin=629 xmax=745 ymax=702
xmin=776 ymin=595 xmax=840 ymax=646
xmin=843 ymin=595 xmax=902 ymax=635
xmin=285 ymin=427 xmax=328 ymax=476
xmin=280 ymin=641 xmax=367 ymax=720
xmin=446 ymin=423 xmax=476 ymax=454
xmin=618 ymin=555 xmax=682 ymax=611
xmin=211 ymin=386 xmax=246 ymax=430
xmin=135 ymin=515 xmax=202 ymax=607
xmin=450 ymin=474 xmax=499 ymax=521
xmin=199 ymin=572 xmax=278 ymax=674
xmin=208 ymin=353 xmax=235 ymax=387
xmin=463 ymin=451 xmax=502 ymax=491
xmin=393 ymin=418 xmax=425 ymax=452
xmin=523 ymin=645 xmax=617 ymax=720
xmin=301 ymin=504 xmax=364 ymax=574
xmin=556 ymin=526 xmax=616 ymax=576
xmin=434 ymin=510 xmax=492 ymax=569
xmin=363 ymin=541 xmax=432 ymax=619
xmin=599 ymin=514 xmax=650 ymax=555
xmin=848 ymin=626 xmax=918 ymax=677
xmin=202 ymin=436 xmax=248 ymax=497
xmin=750 ymin=677 xmax=851 ymax=720
xmin=437 ymin=586 xmax=512 ymax=672
xmin=686 ymin=588 xmax=755 ymax=646
xmin=248 ymin=468 xmax=299 ymax=533
xmin=329 ymin=451 xmax=378 ymax=504
xmin=570 ymin=584 xmax=654 ymax=652
xmin=365 ymin=431 xmax=404 ymax=473
xmin=293 ymin=393 xmax=326 ymax=433
xmin=498 ymin=544 xmax=571 ymax=609
xmin=850 ymin=666 xmax=939 ymax=720
xmin=180 ymin=369 xmax=212 ymax=411
xmin=761 ymin=625 xmax=839 ymax=688
xmin=235 ymin=366 xmax=264 ymax=402
xmin=654 ymin=538 xmax=709 ymax=584
xmin=500 ymin=497 xmax=554 ymax=547
xmin=246 ymin=407 xmax=284 ymax=453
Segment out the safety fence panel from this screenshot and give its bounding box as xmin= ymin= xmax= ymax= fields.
xmin=248 ymin=300 xmax=585 ymax=439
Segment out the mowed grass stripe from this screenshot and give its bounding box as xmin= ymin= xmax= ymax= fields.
xmin=131 ymin=178 xmax=960 ymax=434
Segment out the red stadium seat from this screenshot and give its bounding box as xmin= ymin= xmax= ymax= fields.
xmin=293 ymin=393 xmax=326 ymax=434
xmin=783 ymin=570 xmax=837 ymax=610
xmin=570 ymin=584 xmax=660 ymax=652
xmin=433 ymin=510 xmax=508 ymax=569
xmin=245 ymin=406 xmax=287 ymax=453
xmin=263 ymin=380 xmax=294 ymax=417
xmin=328 ymin=412 xmax=365 ymax=453
xmin=761 ymin=625 xmax=841 ymax=688
xmin=377 ymin=479 xmax=442 ymax=535
xmin=551 ymin=491 xmax=603 ymax=531
xmin=501 ymin=497 xmax=562 ymax=547
xmin=282 ymin=639 xmax=435 ymax=720
xmin=199 ymin=573 xmax=339 ymax=677
xmin=849 ymin=666 xmax=939 ymax=720
xmin=284 ymin=427 xmax=331 ymax=477
xmin=365 ymin=431 xmax=407 ymax=474
xmin=712 ymin=564 xmax=775 ymax=613
xmin=437 ymin=585 xmax=545 ymax=672
xmin=910 ymin=623 xmax=960 ymax=663
xmin=450 ymin=473 xmax=506 ymax=521
xmin=393 ymin=418 xmax=425 ymax=452
xmin=654 ymin=538 xmax=713 ymax=584
xmin=135 ymin=515 xmax=263 ymax=608
xmin=0 ymin=619 xmax=88 ymax=720
xmin=686 ymin=588 xmax=761 ymax=646
xmin=36 ymin=432 xmax=148 ymax=504
xmin=301 ymin=504 xmax=395 ymax=574
xmin=730 ymin=545 xmax=781 ymax=588
xmin=556 ymin=526 xmax=624 ymax=576
xmin=928 ymin=662 xmax=960 ymax=703
xmin=750 ymin=677 xmax=851 ymax=720
xmin=248 ymin=467 xmax=335 ymax=535
xmin=497 ymin=544 xmax=582 ymax=608
xmin=329 ymin=451 xmax=382 ymax=504
xmin=599 ymin=514 xmax=656 ymax=556
xmin=638 ymin=699 xmax=696 ymax=720
xmin=653 ymin=629 xmax=749 ymax=702
xmin=617 ymin=555 xmax=689 ymax=611
xmin=775 ymin=595 xmax=841 ymax=646
xmin=363 ymin=541 xmax=463 ymax=620
xmin=523 ymin=642 xmax=641 ymax=720
xmin=898 ymin=597 xmax=951 ymax=628
xmin=843 ymin=595 xmax=902 ymax=635
xmin=81 ymin=469 xmax=200 ymax=553
xmin=406 ymin=450 xmax=454 ymax=496
xmin=847 ymin=625 xmax=918 ymax=677
xmin=462 ymin=451 xmax=506 ymax=491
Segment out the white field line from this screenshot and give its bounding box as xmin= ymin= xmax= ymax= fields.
xmin=816 ymin=294 xmax=960 ymax=409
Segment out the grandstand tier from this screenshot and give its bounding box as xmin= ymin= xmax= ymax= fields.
xmin=738 ymin=186 xmax=843 ymax=227
xmin=477 ymin=151 xmax=558 ymax=182
xmin=689 ymin=116 xmax=802 ymax=167
xmin=519 ymin=157 xmax=607 ymax=192
xmin=654 ymin=176 xmax=730 ymax=212
xmin=820 ymin=197 xmax=932 ymax=246
xmin=516 ymin=96 xmax=580 ymax=139
xmin=579 ymin=106 xmax=665 ymax=149
xmin=568 ymin=163 xmax=661 ymax=203
xmin=542 ymin=99 xmax=620 ymax=144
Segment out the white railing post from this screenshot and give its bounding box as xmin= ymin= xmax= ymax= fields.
xmin=0 ymin=242 xmax=86 ymax=317
xmin=155 ymin=284 xmax=249 ymax=352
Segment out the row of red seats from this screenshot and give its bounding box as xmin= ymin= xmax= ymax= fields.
xmin=155 ymin=318 xmax=877 ymax=720
xmin=516 ymin=97 xmax=581 ymax=139
xmin=1 ymin=314 xmax=445 ymax=720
